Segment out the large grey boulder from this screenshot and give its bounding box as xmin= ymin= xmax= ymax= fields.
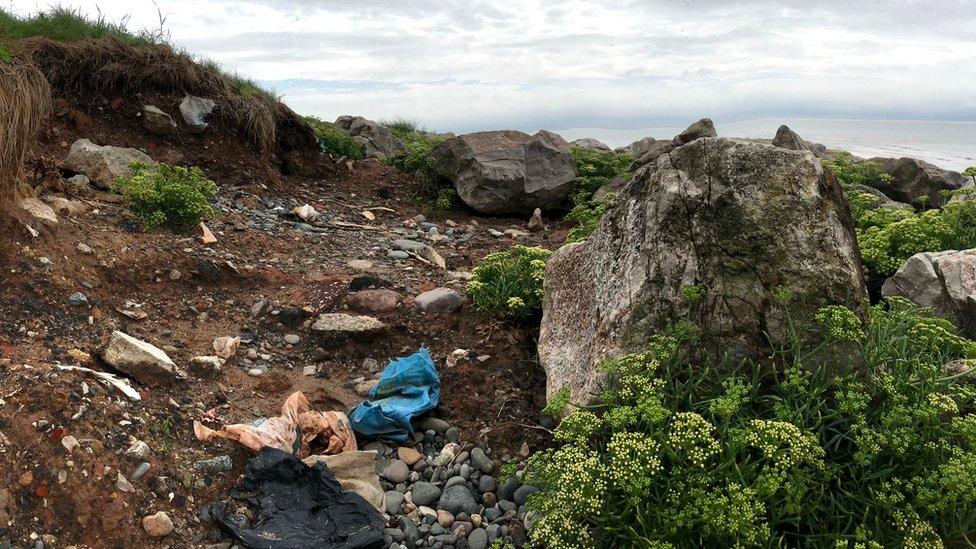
xmin=334 ymin=115 xmax=405 ymax=159
xmin=101 ymin=331 xmax=182 ymax=386
xmin=629 ymin=140 xmax=676 ymax=171
xmin=539 ymin=138 xmax=865 ymax=404
xmin=615 ymin=136 xmax=658 ymax=157
xmin=431 ymin=130 xmax=578 ymax=215
xmin=771 ymin=125 xmax=826 ymax=157
xmin=570 ymin=138 xmax=611 ymax=152
xmin=61 ymin=139 xmax=156 ymax=190
xmin=882 ymin=249 xmax=976 ymax=337
xmin=867 ymin=156 xmax=966 ymax=207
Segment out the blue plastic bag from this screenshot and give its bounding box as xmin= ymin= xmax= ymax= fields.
xmin=348 ymin=347 xmax=440 ymax=441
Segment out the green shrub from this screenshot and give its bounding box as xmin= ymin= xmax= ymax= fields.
xmin=564 ymin=194 xmax=614 ymax=244
xmin=824 ymin=151 xmax=892 ymax=188
xmin=466 ymin=245 xmax=552 ymax=321
xmin=384 ymin=131 xmax=455 ymax=216
xmin=569 ymin=147 xmax=631 ymax=205
xmin=381 ymin=117 xmax=423 ymax=140
xmin=526 ymin=298 xmax=976 ymax=548
xmin=847 ymin=189 xmax=976 ymax=276
xmin=114 ymin=162 xmax=217 ymax=230
xmin=964 ymin=167 xmax=976 ymax=185
xmin=305 ymin=116 xmax=362 ymax=159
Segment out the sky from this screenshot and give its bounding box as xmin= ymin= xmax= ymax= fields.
xmin=6 ymin=0 xmax=976 ymax=134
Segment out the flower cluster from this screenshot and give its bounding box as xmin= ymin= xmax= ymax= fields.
xmin=746 ymin=420 xmax=824 ymax=470
xmin=553 ymin=410 xmax=602 ymax=445
xmin=607 ymin=431 xmax=662 ymax=496
xmin=668 ymin=412 xmax=720 ymax=468
xmin=709 ymin=376 xmax=750 ymax=419
xmin=526 ymin=445 xmax=606 ymax=549
xmin=815 ymin=305 xmax=863 ymax=341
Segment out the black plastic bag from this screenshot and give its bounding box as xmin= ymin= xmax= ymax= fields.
xmin=211 ymin=448 xmax=385 ymax=549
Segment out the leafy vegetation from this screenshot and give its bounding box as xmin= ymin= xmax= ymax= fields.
xmin=382 ymin=117 xmax=424 ymax=140
xmin=466 ymin=245 xmax=552 ymax=322
xmin=824 ymin=151 xmax=892 ymax=189
xmin=305 ymin=116 xmax=363 ymax=159
xmin=0 ymin=6 xmax=161 ymax=46
xmin=562 ymin=147 xmax=631 ymax=242
xmin=846 ymin=189 xmax=976 ymax=276
xmin=114 ymin=163 xmax=217 ymax=230
xmin=383 ymin=129 xmax=455 ymax=217
xmin=964 ymin=167 xmax=976 ymax=185
xmin=525 ymin=297 xmax=976 ymax=547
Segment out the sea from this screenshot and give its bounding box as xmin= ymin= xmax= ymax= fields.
xmin=555 ymin=118 xmax=976 ymax=172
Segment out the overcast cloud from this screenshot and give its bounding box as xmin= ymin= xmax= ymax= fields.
xmin=6 ymin=0 xmax=976 ymax=133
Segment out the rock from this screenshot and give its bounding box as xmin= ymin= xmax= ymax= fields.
xmin=68 ymin=292 xmax=88 ymax=307
xmin=527 ymin=208 xmax=544 ymax=232
xmin=383 ymin=460 xmax=411 ymax=484
xmin=180 ymin=96 xmax=215 ymax=133
xmin=421 ymin=417 xmax=452 ymax=434
xmin=196 ymin=222 xmax=218 ymax=244
xmin=66 ymin=174 xmax=91 ymax=188
xmin=212 ymin=336 xmax=240 ymax=359
xmin=142 ymin=511 xmax=174 ymax=537
xmin=393 ymin=239 xmax=427 ymax=252
xmin=616 ymin=136 xmax=657 ymax=157
xmin=311 ymin=313 xmax=387 ymax=335
xmin=514 ymin=485 xmax=539 ymax=506
xmin=569 ymin=138 xmax=611 ymax=151
xmin=388 ymin=250 xmax=410 ymax=260
xmin=347 ymin=259 xmax=374 ymax=270
xmin=193 ymin=455 xmax=233 ymax=474
xmin=629 ymin=140 xmax=676 ymax=171
xmin=468 ymin=528 xmax=489 ymax=549
xmin=42 ymin=195 xmax=89 ymax=217
xmin=539 ymin=138 xmax=866 ymax=403
xmin=18 ymin=197 xmax=58 ymax=227
xmin=335 ymin=115 xmax=405 ymax=159
xmin=437 ymin=509 xmax=455 ymax=527
xmin=61 ymin=139 xmax=156 ymax=190
xmin=125 ymin=440 xmax=151 ymax=461
xmin=347 ymin=289 xmax=401 ymax=314
xmin=867 ymin=156 xmax=967 ymax=207
xmin=771 ymin=125 xmax=826 ymax=157
xmin=142 ymin=105 xmax=177 ymax=136
xmin=189 ymin=355 xmax=223 ymax=376
xmin=881 ymin=249 xmax=976 ymax=338
xmin=116 ymin=471 xmax=136 ymax=493
xmin=60 ymin=435 xmax=80 ymax=453
xmin=415 ymin=288 xmax=463 ymax=314
xmin=592 ymin=174 xmax=629 ymax=203
xmin=674 ymin=117 xmax=717 ymax=145
xmin=470 ymin=447 xmax=492 ymax=473
xmin=431 ymin=130 xmax=577 ymax=215
xmin=397 ymin=446 xmax=424 ymax=466
xmin=411 ymin=481 xmax=442 ymax=507
xmin=385 ymin=490 xmax=405 ymax=515
xmin=101 ymin=331 xmax=182 ymax=386
xmin=438 ymin=485 xmax=479 ymax=515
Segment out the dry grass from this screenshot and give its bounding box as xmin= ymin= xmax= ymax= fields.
xmin=0 ymin=56 xmax=51 ymax=196
xmin=20 ymin=37 xmax=315 ymax=154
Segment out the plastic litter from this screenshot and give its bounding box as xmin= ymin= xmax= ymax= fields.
xmin=211 ymin=447 xmax=385 ymax=549
xmin=348 ymin=347 xmax=440 ymax=441
xmin=57 ymin=364 xmax=141 ymax=401
xmin=194 ymin=391 xmax=357 ymax=455
xmin=179 ymin=95 xmax=215 ymax=133
xmin=303 ymin=450 xmax=384 ymax=511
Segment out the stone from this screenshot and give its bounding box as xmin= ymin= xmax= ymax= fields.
xmin=125 ymin=440 xmax=151 ymax=461
xmin=514 ymin=485 xmax=539 ymax=506
xmin=771 ymin=125 xmax=826 ymax=157
xmin=629 ymin=139 xmax=676 ymax=171
xmin=415 ymin=288 xmax=463 ymax=314
xmin=43 ymin=195 xmax=89 ymax=217
xmin=882 ymin=249 xmax=976 ymax=337
xmin=438 ymin=485 xmax=480 ymax=515
xmin=142 ymin=105 xmax=177 ymax=136
xmin=867 ymin=156 xmax=967 ymax=207
xmin=431 ymin=130 xmax=577 ymax=215
xmin=189 ymin=355 xmax=223 ymax=376
xmin=388 ymin=250 xmax=410 ymax=260
xmin=569 ymin=137 xmax=611 ymax=151
xmin=311 ymin=313 xmax=387 ymax=335
xmin=347 ymin=289 xmax=401 ymax=314
xmin=393 ymin=239 xmax=427 ymax=252
xmin=616 ymin=136 xmax=658 ymax=157
xmin=284 ymin=334 xmax=301 ymax=345
xmin=397 ymin=446 xmax=424 ymax=466
xmin=193 ymin=455 xmax=233 ymax=474
xmin=592 ymin=174 xmax=630 ymax=203
xmin=420 ymin=417 xmax=451 ymax=434
xmin=527 ymin=208 xmax=544 ymax=232
xmin=478 ymin=475 xmax=496 ymax=493
xmin=142 ymin=511 xmax=174 ymax=537
xmin=347 ymin=259 xmax=374 ymax=270
xmin=68 ymin=292 xmax=88 ymax=307
xmin=335 ymin=115 xmax=405 ymax=159
xmin=385 ymin=490 xmax=405 ymax=515
xmin=180 ymin=95 xmax=216 ymax=133
xmin=18 ymin=197 xmax=58 ymax=227
xmin=468 ymin=528 xmax=489 ymax=549
xmin=539 ymin=138 xmax=866 ymax=404
xmin=470 ymin=447 xmax=492 ymax=473
xmin=437 ymin=509 xmax=455 ymax=527
xmin=60 ymin=435 xmax=80 ymax=453
xmin=101 ymin=331 xmax=182 ymax=386
xmin=61 ymin=139 xmax=155 ymax=190
xmin=383 ymin=460 xmax=411 ymax=484
xmin=674 ymin=117 xmax=717 ymax=145
xmin=410 ymin=481 xmax=442 ymax=507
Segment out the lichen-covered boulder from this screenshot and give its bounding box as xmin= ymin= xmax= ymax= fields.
xmin=569 ymin=138 xmax=611 ymax=152
xmin=882 ymin=249 xmax=976 ymax=338
xmin=771 ymin=125 xmax=826 ymax=157
xmin=539 ymin=138 xmax=866 ymax=403
xmin=334 ymin=115 xmax=404 ymax=159
xmin=867 ymin=156 xmax=966 ymax=207
xmin=431 ymin=130 xmax=577 ymax=215
xmin=61 ymin=139 xmax=155 ymax=190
